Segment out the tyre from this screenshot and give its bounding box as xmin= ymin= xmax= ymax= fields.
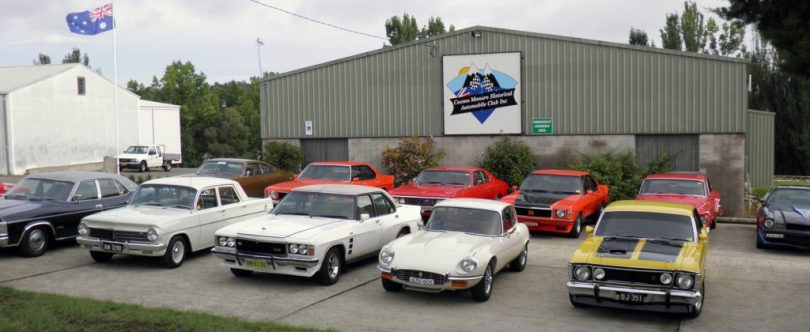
xmin=315 ymin=247 xmax=343 ymax=285
xmin=18 ymin=226 xmax=50 ymax=257
xmin=396 ymin=228 xmax=410 ymax=238
xmin=509 ymin=243 xmax=528 ymax=272
xmin=382 ymin=278 xmax=403 ymax=292
xmin=90 ymin=251 xmax=114 ymax=262
xmin=230 ymin=268 xmax=254 ymax=277
xmin=710 ymin=217 xmax=717 ymax=230
xmin=685 ymin=282 xmax=705 ymax=318
xmin=569 ymin=294 xmax=589 ymax=308
xmin=138 ymin=161 xmax=148 ymax=173
xmin=161 ymin=235 xmax=187 ymax=268
xmin=162 ymin=162 xmax=172 ymax=172
xmin=471 ymin=261 xmax=494 ymax=302
xmin=567 ymin=214 xmax=583 ymax=238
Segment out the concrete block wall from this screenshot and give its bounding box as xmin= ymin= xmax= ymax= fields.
xmin=699 ymin=134 xmax=745 ymax=218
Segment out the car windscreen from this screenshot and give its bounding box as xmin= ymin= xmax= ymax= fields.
xmin=765 ymin=188 xmax=810 ymax=208
xmin=297 ymin=165 xmax=350 ymax=181
xmin=520 ymin=174 xmax=581 ymax=194
xmin=426 ymin=206 xmax=502 ymax=236
xmin=273 ymin=191 xmax=355 ymax=219
xmin=640 ymin=179 xmax=706 ymax=196
xmin=595 ymin=211 xmax=695 ymax=242
xmin=5 ymin=178 xmax=75 ymax=202
xmin=130 ymin=185 xmax=196 ymax=209
xmin=124 ymin=146 xmax=148 ymax=154
xmin=415 ymin=171 xmax=470 ymax=186
xmin=196 ymin=161 xmax=243 ymax=176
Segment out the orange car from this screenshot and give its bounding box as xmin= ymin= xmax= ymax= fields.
xmin=263 ymin=161 xmax=395 ymax=204
xmin=500 ymin=170 xmax=609 ymax=237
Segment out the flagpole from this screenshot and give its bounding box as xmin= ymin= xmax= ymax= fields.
xmin=112 ymin=1 xmax=120 ymax=175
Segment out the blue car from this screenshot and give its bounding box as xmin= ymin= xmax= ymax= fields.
xmin=756 ymin=186 xmax=810 ymax=250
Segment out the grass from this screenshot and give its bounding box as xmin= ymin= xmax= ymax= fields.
xmin=0 ymin=286 xmax=328 ymax=332
xmin=773 ymin=179 xmax=810 ymax=187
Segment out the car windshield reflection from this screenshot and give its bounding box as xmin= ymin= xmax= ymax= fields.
xmin=520 ymin=174 xmax=581 ymax=195
xmin=5 ymin=178 xmax=75 ymax=202
xmin=273 ymin=191 xmax=355 ymax=219
xmin=765 ymin=188 xmax=810 ymax=208
xmin=130 ymin=185 xmax=196 ymax=209
xmin=297 ymin=165 xmax=350 ymax=181
xmin=197 ymin=161 xmax=244 ymax=176
xmin=595 ymin=211 xmax=695 ymax=242
xmin=426 ymin=206 xmax=502 ymax=236
xmin=640 ymin=179 xmax=706 ymax=196
xmin=415 ymin=171 xmax=470 ymax=186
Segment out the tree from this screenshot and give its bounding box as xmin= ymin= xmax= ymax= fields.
xmin=33 ymin=53 xmax=51 ymax=65
xmin=680 ymin=1 xmax=706 ymax=52
xmin=62 ymin=48 xmax=90 ymax=66
xmin=628 ymin=27 xmax=652 ymax=46
xmin=718 ymin=0 xmax=810 ymax=77
xmin=418 ymin=17 xmax=448 ymax=39
xmin=654 ymin=2 xmax=746 ymax=57
xmin=385 ymin=13 xmax=453 ymax=46
xmin=660 ymin=13 xmax=682 ymax=50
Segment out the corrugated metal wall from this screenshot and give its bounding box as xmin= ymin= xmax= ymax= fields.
xmin=746 ymin=110 xmax=775 ymax=188
xmin=636 ymin=135 xmax=699 ymax=171
xmin=262 ymin=26 xmax=748 ymax=139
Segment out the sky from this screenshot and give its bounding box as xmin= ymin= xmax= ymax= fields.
xmin=0 ymin=0 xmax=737 ymax=85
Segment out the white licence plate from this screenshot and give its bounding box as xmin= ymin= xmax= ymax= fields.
xmin=766 ymin=233 xmax=784 ymax=239
xmin=102 ymin=242 xmax=123 ymax=252
xmin=408 ymin=276 xmax=435 ymax=285
xmin=617 ymin=292 xmax=646 ymax=303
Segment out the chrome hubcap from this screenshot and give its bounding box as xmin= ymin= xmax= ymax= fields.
xmin=576 ymin=218 xmax=581 ymax=233
xmin=171 ymin=241 xmax=185 ymax=263
xmin=484 ymin=267 xmax=492 ymax=294
xmin=520 ymin=247 xmax=528 ymax=265
xmin=28 ymin=229 xmax=45 ymax=252
xmin=328 ymin=253 xmax=339 ymax=279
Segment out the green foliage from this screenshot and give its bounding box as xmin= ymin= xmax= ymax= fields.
xmin=477 ymin=137 xmax=535 ymax=187
xmin=261 ymin=142 xmax=305 ymax=172
xmin=385 ymin=13 xmax=452 ymax=46
xmin=680 ymin=1 xmax=706 ymax=52
xmin=752 ymin=187 xmax=770 ymax=200
xmin=569 ymin=151 xmax=671 ymax=201
xmin=655 ymin=2 xmax=746 ymax=56
xmin=381 ymin=136 xmax=446 ymax=186
xmin=61 ymin=47 xmax=90 ymax=66
xmin=127 ymin=174 xmax=153 ymax=185
xmin=33 ymin=53 xmax=50 ymax=65
xmin=660 ymin=13 xmax=682 ymax=50
xmin=628 ymin=27 xmax=652 ymax=47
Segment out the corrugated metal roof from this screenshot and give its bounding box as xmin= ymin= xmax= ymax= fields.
xmin=0 ymin=64 xmax=77 ymax=94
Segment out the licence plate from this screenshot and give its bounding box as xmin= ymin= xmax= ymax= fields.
xmin=617 ymin=292 xmax=646 ymax=303
xmin=408 ymin=277 xmax=435 ymax=285
xmin=102 ymin=242 xmax=123 ymax=252
xmin=766 ymin=233 xmax=784 ymax=239
xmin=523 ymin=222 xmax=538 ymax=227
xmin=244 ymin=259 xmax=268 ymax=268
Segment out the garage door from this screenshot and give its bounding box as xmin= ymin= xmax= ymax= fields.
xmin=635 ymin=135 xmax=699 ymax=171
xmin=300 ymin=139 xmax=349 ymax=165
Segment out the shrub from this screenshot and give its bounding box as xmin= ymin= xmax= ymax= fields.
xmin=569 ymin=151 xmax=671 ymax=201
xmin=128 ymin=174 xmax=153 ymax=185
xmin=382 ymin=136 xmax=446 ymax=186
xmin=477 ymin=137 xmax=535 ymax=187
xmin=261 ymin=141 xmax=305 ymax=171
xmin=752 ymin=187 xmax=770 ymax=201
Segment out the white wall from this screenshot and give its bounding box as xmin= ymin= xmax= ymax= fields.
xmin=138 ymin=105 xmax=182 ymax=159
xmin=6 ymin=66 xmax=139 ymax=174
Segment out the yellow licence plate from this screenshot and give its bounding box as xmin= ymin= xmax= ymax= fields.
xmin=244 ymin=259 xmax=268 ymax=268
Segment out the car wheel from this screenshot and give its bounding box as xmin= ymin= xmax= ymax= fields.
xmin=567 ymin=214 xmax=583 ymax=238
xmin=315 ymin=247 xmax=343 ymax=285
xmin=90 ymin=251 xmax=114 ymax=262
xmin=18 ymin=227 xmax=50 ymax=257
xmin=139 ymin=161 xmax=147 ymax=173
xmin=382 ymin=278 xmax=403 ymax=292
xmin=163 ymin=162 xmax=172 ymax=172
xmin=569 ymin=294 xmax=589 ymax=308
xmin=471 ymin=261 xmax=494 ymax=302
xmin=685 ymin=282 xmax=705 ymax=318
xmin=396 ymin=228 xmax=410 ymax=238
xmin=509 ymin=243 xmax=528 ymax=272
xmin=161 ymin=235 xmax=187 ymax=268
xmin=230 ymin=268 xmax=254 ymax=277
xmin=710 ymin=217 xmax=717 ymax=230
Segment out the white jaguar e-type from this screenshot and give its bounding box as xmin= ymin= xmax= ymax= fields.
xmin=378 ymin=198 xmax=530 ymax=301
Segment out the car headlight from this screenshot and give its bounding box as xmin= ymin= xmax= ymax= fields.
xmin=270 ymin=191 xmax=278 ymax=200
xmin=298 ymin=244 xmax=307 ymax=254
xmin=226 ymin=237 xmax=236 ymax=248
xmin=660 ymin=272 xmax=673 ymax=285
xmin=593 ymin=267 xmax=605 ymax=280
xmin=379 ymin=248 xmax=395 ymax=265
xmin=397 ymin=198 xmax=406 ymax=204
xmin=574 ymin=265 xmax=591 ymax=281
xmin=764 ymin=218 xmax=775 ymax=229
xmin=460 ymin=257 xmax=478 ymax=273
xmin=78 ymin=223 xmax=88 ymax=236
xmin=555 ymin=209 xmax=566 ymax=218
xmin=147 ymin=228 xmax=158 ymax=242
xmin=289 ymin=243 xmax=299 ymax=254
xmin=676 ymin=274 xmax=694 ymax=289
xmin=218 ymin=236 xmax=228 ymax=247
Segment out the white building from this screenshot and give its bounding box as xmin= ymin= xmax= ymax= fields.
xmin=0 ymin=63 xmax=180 ymax=175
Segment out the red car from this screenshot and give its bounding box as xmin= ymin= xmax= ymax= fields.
xmin=263 ymin=161 xmax=395 ymax=203
xmin=389 ymin=167 xmax=509 ymax=218
xmin=636 ymin=173 xmax=721 ymax=229
xmin=500 ymin=170 xmax=609 ymax=237
xmin=0 ymin=182 xmax=13 ymax=196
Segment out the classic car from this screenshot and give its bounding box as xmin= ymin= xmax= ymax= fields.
xmin=500 ymin=170 xmax=609 ymax=237
xmin=0 ymin=182 xmax=14 ymax=196
xmin=378 ymin=199 xmax=529 ymax=302
xmin=637 ymin=173 xmax=721 ymax=229
xmin=193 ymin=158 xmax=294 ymax=198
xmin=263 ymin=161 xmax=395 ymax=204
xmin=755 ymin=186 xmax=810 ymax=250
xmin=212 ymin=184 xmax=421 ymax=285
xmin=389 ymin=167 xmax=510 ymax=219
xmin=77 ymin=177 xmax=271 ymax=268
xmin=567 ymin=200 xmax=708 ymax=317
xmin=0 ymin=171 xmax=137 ymax=257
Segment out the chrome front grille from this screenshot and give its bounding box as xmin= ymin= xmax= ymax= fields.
xmin=394 ymin=269 xmax=447 ymax=285
xmin=397 ymin=197 xmax=442 ymax=207
xmin=89 ymin=228 xmax=148 ymax=242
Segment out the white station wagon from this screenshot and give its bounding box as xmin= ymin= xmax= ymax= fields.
xmin=77 ymin=177 xmax=271 ymax=268
xmin=378 ymin=198 xmax=530 ymax=301
xmin=212 ymin=184 xmax=422 ymax=285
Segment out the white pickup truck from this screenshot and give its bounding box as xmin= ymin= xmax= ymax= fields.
xmin=117 ymin=144 xmax=181 ymax=172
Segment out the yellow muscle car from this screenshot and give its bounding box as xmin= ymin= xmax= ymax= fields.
xmin=567 ymin=200 xmax=709 ymax=318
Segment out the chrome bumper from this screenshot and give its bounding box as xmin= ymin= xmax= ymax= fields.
xmin=0 ymin=235 xmax=8 ymax=247
xmin=378 ymin=266 xmax=483 ymax=292
xmin=211 ymin=247 xmax=320 ymax=268
xmin=76 ymin=236 xmax=166 ymax=255
xmin=567 ymin=281 xmax=702 ymax=313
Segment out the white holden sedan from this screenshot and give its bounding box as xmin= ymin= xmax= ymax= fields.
xmin=378 ymin=198 xmax=530 ymax=301
xmin=212 ymin=184 xmax=422 ymax=285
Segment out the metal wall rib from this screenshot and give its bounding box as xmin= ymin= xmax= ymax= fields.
xmin=746 ymin=110 xmax=775 ymax=188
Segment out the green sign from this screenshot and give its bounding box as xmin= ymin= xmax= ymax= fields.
xmin=532 ymin=118 xmax=553 ymax=135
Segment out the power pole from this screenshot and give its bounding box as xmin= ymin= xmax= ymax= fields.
xmin=256 ymin=37 xmax=264 ymax=77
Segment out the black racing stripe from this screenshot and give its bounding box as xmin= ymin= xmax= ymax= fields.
xmin=595 ymin=238 xmax=638 ymax=258
xmin=638 ymin=241 xmax=683 ymax=262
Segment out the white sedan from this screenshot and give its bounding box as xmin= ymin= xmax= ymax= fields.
xmin=77 ymin=177 xmax=271 ymax=268
xmin=212 ymin=184 xmax=422 ymax=285
xmin=378 ymin=198 xmax=530 ymax=301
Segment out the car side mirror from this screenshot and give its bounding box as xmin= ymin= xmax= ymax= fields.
xmin=585 ymin=226 xmax=594 ymax=235
xmin=352 ymin=177 xmax=360 ymax=182
xmin=699 ymin=231 xmax=708 ymax=242
xmin=360 ymin=213 xmax=370 ymax=221
xmin=586 ymin=189 xmax=594 ymax=195
xmin=148 ymin=151 xmax=156 ymax=155
xmin=70 ymin=195 xmax=82 ymax=203
xmin=511 ymin=185 xmax=518 ymax=192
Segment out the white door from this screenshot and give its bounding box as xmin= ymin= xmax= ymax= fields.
xmin=195 ymin=187 xmax=222 ymax=249
xmin=500 ymin=206 xmax=524 ymax=266
xmin=371 ymin=193 xmax=402 ymax=246
xmin=349 ymin=194 xmax=383 ymax=258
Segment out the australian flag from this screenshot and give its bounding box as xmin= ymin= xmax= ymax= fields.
xmin=66 ymin=4 xmax=114 ymax=36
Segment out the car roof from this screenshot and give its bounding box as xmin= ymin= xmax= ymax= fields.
xmin=644 ymin=173 xmax=707 ymax=181
xmin=293 ymin=184 xmax=385 ymax=195
xmin=425 ymin=167 xmax=479 ymax=172
xmin=143 ymin=176 xmax=240 ymax=189
xmin=772 ymin=185 xmax=810 ymax=190
xmin=309 ymin=161 xmax=368 ymax=166
xmin=604 ymin=200 xmax=695 ymax=217
xmin=531 ymin=169 xmax=589 ymax=177
xmin=205 ymin=158 xmax=258 ymax=164
xmin=435 ymin=198 xmax=510 ymax=212
xmin=28 ymin=171 xmax=126 ymax=182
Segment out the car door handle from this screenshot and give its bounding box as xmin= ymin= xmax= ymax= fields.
xmin=95 ymin=204 xmax=103 ymax=209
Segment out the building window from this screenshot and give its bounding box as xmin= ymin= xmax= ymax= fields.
xmin=635 ymin=135 xmax=699 ymax=171
xmin=77 ymin=77 xmax=86 ymax=95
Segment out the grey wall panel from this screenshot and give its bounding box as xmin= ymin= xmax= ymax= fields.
xmin=261 ymin=27 xmax=748 ymax=139
xmin=746 ymin=110 xmax=775 ymax=188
